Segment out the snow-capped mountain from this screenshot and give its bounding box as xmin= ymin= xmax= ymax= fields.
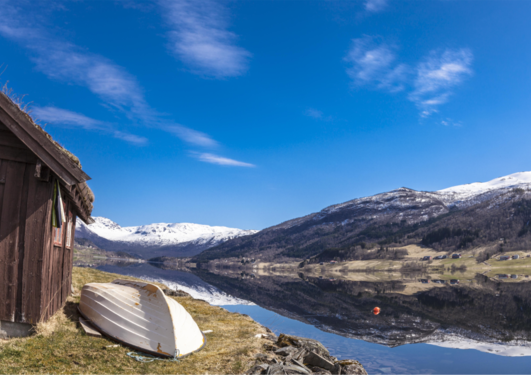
xmin=437 ymin=171 xmax=531 ymax=206
xmin=76 ymin=217 xmax=258 ymax=258
xmin=195 ymin=171 xmax=531 ymax=262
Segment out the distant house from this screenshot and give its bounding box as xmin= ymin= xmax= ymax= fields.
xmin=499 ymin=256 xmax=511 ymax=261
xmin=0 ymin=92 xmax=93 ymax=337
xmin=451 ymin=253 xmax=462 ymax=259
xmin=330 ymin=260 xmax=337 ymax=264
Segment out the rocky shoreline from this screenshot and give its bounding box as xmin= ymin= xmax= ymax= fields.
xmin=247 ymin=333 xmax=367 ymax=375
xmin=161 ymin=288 xmax=367 ymax=374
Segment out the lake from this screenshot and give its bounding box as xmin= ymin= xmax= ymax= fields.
xmin=76 ymin=258 xmax=531 ymax=374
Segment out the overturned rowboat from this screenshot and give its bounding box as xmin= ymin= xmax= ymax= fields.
xmin=78 ymin=279 xmax=205 ymax=358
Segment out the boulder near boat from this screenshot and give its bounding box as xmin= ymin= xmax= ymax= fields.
xmin=79 ymin=279 xmax=205 ymax=358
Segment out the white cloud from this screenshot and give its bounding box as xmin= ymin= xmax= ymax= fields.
xmin=32 ymin=106 xmax=148 ymax=145
xmin=165 ymin=124 xmax=218 ymax=147
xmin=409 ymin=48 xmax=473 ymax=116
xmin=158 ymin=0 xmax=251 ymax=78
xmin=194 ymin=153 xmax=255 ymax=167
xmin=365 ymin=0 xmax=388 ymax=13
xmin=304 ymin=108 xmax=333 ymax=121
xmin=32 ymin=106 xmax=105 ymax=130
xmin=344 ymin=36 xmax=473 ymax=118
xmin=113 ymin=131 xmax=149 ymax=145
xmin=305 ymin=108 xmax=324 ymax=119
xmin=441 ymin=118 xmax=462 ymax=127
xmin=345 ymin=37 xmax=408 ymax=92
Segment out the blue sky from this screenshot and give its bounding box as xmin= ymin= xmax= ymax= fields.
xmin=1 ymin=0 xmax=530 ymax=230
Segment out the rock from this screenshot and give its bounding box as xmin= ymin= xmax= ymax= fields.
xmin=277 ymin=334 xmax=330 ymax=357
xmin=309 ymin=367 xmax=332 ymax=375
xmin=267 ymin=364 xmax=287 ymax=375
xmin=291 ymin=358 xmax=311 ymax=372
xmin=303 ymin=352 xmax=335 ymax=372
xmin=341 ymin=362 xmax=368 ymax=375
xmin=275 ymin=346 xmax=299 ymax=356
xmin=255 ymin=353 xmax=269 ymax=360
xmin=247 ymin=364 xmax=269 ymax=375
xmin=283 ymin=364 xmax=312 ymax=374
xmin=264 ymin=343 xmax=279 ymax=352
xmin=338 ymin=360 xmax=356 ymax=366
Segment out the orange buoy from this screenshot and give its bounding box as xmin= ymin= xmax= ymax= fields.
xmin=373 ymin=307 xmax=381 ymax=315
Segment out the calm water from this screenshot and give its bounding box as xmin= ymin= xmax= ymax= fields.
xmin=77 ymin=258 xmax=531 ymax=374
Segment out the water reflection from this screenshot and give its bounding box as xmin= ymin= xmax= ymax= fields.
xmin=192 ymin=267 xmax=531 ymax=355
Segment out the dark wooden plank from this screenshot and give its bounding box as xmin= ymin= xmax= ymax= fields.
xmin=0 ymin=159 xmax=6 ymax=319
xmin=13 ymin=163 xmax=31 ymax=322
xmin=21 ymin=176 xmax=51 ymax=324
xmin=0 ymin=146 xmax=38 ymax=164
xmin=0 ymin=94 xmax=91 ymax=185
xmin=39 ymin=178 xmax=56 ymax=322
xmin=0 ymin=133 xmax=29 ymax=150
xmin=0 ymin=160 xmax=7 ymax=223
xmin=0 ymin=122 xmax=8 ymax=131
xmin=38 ymin=186 xmax=53 ymax=323
xmin=0 ymin=161 xmax=26 ymax=321
xmin=61 ymin=202 xmax=74 ymax=305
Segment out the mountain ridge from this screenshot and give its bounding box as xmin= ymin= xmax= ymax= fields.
xmin=194 ymin=171 xmax=531 ymax=262
xmin=75 ymin=217 xmax=258 ymax=258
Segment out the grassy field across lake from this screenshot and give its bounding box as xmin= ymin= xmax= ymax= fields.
xmin=0 ymin=267 xmax=267 ymax=374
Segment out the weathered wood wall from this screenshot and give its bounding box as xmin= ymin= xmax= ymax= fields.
xmin=0 ymin=122 xmax=76 ymax=324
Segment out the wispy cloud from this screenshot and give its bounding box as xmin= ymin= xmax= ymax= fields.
xmin=32 ymin=106 xmax=105 ymax=130
xmin=194 ymin=152 xmax=255 ymax=167
xmin=32 ymin=106 xmax=148 ymax=145
xmin=113 ymin=131 xmax=149 ymax=145
xmin=441 ymin=118 xmax=462 ymax=127
xmin=0 ymin=3 xmax=153 ymax=123
xmin=0 ymin=1 xmax=223 ymax=149
xmin=344 ymin=37 xmax=408 ymax=92
xmin=409 ymin=49 xmax=473 ymax=116
xmin=158 ymin=0 xmax=251 ymax=78
xmin=165 ymin=124 xmax=218 ymax=147
xmin=304 ymin=108 xmax=333 ymax=121
xmin=344 ymin=37 xmax=473 ymax=118
xmin=365 ymin=0 xmax=388 ymax=13
xmin=0 ymin=1 xmax=254 ymax=165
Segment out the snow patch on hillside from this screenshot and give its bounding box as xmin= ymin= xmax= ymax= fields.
xmin=76 ymin=217 xmax=258 ymax=249
xmin=428 ymin=335 xmax=531 ymax=357
xmin=438 ymin=171 xmax=531 ymax=201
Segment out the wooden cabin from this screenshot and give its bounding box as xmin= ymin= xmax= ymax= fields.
xmin=0 ymin=92 xmax=94 ymax=336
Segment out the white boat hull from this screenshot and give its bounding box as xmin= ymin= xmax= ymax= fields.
xmin=79 ymin=279 xmax=205 ymax=358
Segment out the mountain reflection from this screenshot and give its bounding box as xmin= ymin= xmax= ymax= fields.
xmin=193 ymin=268 xmax=531 ymax=355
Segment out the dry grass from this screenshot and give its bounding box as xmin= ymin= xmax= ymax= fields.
xmin=0 ymin=267 xmax=267 ymax=374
